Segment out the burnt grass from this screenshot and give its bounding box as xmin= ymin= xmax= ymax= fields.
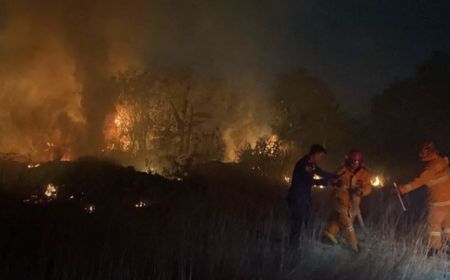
xmin=0 ymin=158 xmax=438 ymax=280
xmin=0 ymin=159 xmax=290 ymax=279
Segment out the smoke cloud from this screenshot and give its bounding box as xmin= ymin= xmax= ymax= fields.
xmin=0 ymin=0 xmax=292 ymax=160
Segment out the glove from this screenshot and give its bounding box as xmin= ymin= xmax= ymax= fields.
xmin=350 ymin=186 xmax=363 ymax=197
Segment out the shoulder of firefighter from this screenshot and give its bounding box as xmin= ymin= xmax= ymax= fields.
xmin=399 ymin=156 xmax=450 ymax=203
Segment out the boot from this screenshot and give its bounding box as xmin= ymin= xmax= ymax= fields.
xmin=322 ymin=231 xmax=338 ymax=245
xmin=350 ymin=244 xmax=360 ymax=253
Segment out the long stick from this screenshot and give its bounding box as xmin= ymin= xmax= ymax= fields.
xmin=393 ymin=183 xmax=407 ymax=211
xmin=354 ymin=206 xmax=368 ymax=235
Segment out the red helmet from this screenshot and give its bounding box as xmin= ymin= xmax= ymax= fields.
xmin=419 ymin=140 xmax=438 ymax=162
xmin=346 ymin=149 xmax=363 ymax=170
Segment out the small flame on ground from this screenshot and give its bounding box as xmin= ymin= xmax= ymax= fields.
xmin=84 ymin=204 xmax=96 ymax=214
xmin=135 ymin=200 xmax=150 ymax=208
xmin=44 ymin=183 xmax=57 ymax=199
xmin=60 ymin=153 xmax=73 ymax=161
xmin=27 ymin=163 xmax=41 ymax=169
xmin=371 ymin=176 xmax=384 ymax=188
xmin=23 ymin=194 xmax=42 ymax=204
xmin=284 ymin=176 xmax=291 ymax=183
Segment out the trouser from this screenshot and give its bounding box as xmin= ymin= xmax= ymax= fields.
xmin=287 ymin=195 xmax=312 ymax=241
xmin=326 ymin=207 xmax=358 ymax=248
xmin=428 ymin=204 xmax=450 ymax=250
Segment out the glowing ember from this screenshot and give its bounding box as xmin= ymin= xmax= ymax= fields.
xmin=84 ymin=204 xmax=96 ymax=214
xmin=312 ymin=174 xmax=326 ymax=189
xmin=27 ymin=163 xmax=41 ymax=169
xmin=284 ymin=176 xmax=291 ymax=183
xmin=23 ymin=195 xmax=43 ymax=205
xmin=148 ymin=167 xmax=157 ymax=175
xmin=134 ymin=200 xmax=150 ymax=208
xmin=60 ymin=153 xmax=73 ymax=161
xmin=44 ymin=183 xmax=58 ymax=199
xmin=371 ymin=176 xmax=384 ymax=187
xmin=46 ymin=142 xmax=55 ymax=149
xmin=261 ymin=134 xmax=280 ymax=157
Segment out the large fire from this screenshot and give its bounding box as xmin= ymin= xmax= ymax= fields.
xmin=104 ymin=106 xmax=132 ymax=151
xmin=45 ymin=142 xmax=73 ymax=162
xmin=260 ymin=134 xmax=280 ymax=157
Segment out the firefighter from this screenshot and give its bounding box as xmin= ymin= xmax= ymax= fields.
xmin=323 ymin=149 xmax=372 ymax=252
xmin=397 ymin=141 xmax=450 ymax=256
xmin=287 ymin=144 xmax=337 ymax=244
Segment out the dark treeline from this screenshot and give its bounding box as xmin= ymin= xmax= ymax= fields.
xmin=364 ymin=51 xmax=450 ymax=181
xmin=92 ymin=50 xmax=450 ymax=183
xmin=1 ymin=51 xmax=448 ymax=184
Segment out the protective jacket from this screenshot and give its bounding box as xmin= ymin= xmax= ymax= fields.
xmin=399 ymin=154 xmax=450 ymax=249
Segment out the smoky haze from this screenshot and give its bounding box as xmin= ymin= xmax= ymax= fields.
xmin=0 ymin=0 xmax=291 ymax=160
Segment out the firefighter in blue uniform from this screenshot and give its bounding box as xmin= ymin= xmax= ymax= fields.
xmin=287 ymin=144 xmax=337 ymax=243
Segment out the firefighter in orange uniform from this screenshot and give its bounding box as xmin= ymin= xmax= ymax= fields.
xmin=397 ymin=141 xmax=450 ymax=256
xmin=323 ymin=150 xmax=372 ymax=252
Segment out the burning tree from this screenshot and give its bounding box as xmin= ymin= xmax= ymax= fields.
xmin=105 ymin=70 xmax=226 ymax=176
xmin=237 ymin=134 xmax=287 ymax=179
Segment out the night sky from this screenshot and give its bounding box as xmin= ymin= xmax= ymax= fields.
xmin=284 ymin=0 xmax=450 ymax=113
xmin=1 ymin=0 xmax=450 ymax=116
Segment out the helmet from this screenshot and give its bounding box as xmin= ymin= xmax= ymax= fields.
xmin=346 ymin=149 xmax=363 ymax=171
xmin=419 ymin=140 xmax=438 ymax=162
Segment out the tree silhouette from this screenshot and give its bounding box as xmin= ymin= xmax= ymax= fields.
xmin=272 ymin=68 xmax=351 ymax=166
xmin=369 ymin=51 xmax=450 ymax=176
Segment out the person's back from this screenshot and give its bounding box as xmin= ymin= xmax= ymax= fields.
xmin=288 ymin=156 xmax=315 ymax=198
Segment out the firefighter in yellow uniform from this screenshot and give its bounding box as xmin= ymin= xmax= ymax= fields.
xmin=323 ymin=150 xmax=372 ymax=252
xmin=398 ymin=141 xmax=450 ymax=256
